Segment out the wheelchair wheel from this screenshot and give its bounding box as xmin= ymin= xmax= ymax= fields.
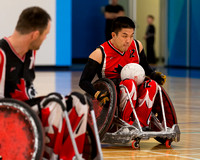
xmin=0 ymin=98 xmax=44 ymax=160
xmin=90 ymin=78 xmax=117 ymax=140
xmin=82 ymin=122 xmax=98 ymax=160
xmin=151 ymin=86 xmax=178 ymax=144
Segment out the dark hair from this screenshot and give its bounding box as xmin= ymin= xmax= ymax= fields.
xmin=147 ymin=15 xmax=154 ymax=20
xmin=111 ymin=16 xmax=135 ymax=34
xmin=15 ymin=6 xmax=51 ymax=34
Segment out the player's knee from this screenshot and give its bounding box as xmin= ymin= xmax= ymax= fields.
xmin=146 ymin=79 xmax=158 ymax=95
xmin=119 ymin=79 xmax=137 ymax=93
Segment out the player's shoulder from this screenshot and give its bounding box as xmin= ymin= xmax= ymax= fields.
xmin=134 ymin=39 xmax=143 ymax=53
xmin=89 ymin=48 xmax=102 ymax=64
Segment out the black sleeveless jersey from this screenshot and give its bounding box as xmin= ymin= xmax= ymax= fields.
xmin=0 ymin=37 xmax=36 ymax=101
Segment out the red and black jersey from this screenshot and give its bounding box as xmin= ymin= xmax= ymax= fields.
xmin=79 ymin=39 xmax=154 ymax=97
xmin=0 ymin=37 xmax=36 ymax=101
xmin=99 ymin=40 xmax=140 ymax=79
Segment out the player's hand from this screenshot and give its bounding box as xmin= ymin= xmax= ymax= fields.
xmin=94 ymin=91 xmax=109 ymax=106
xmin=150 ymin=71 xmax=166 ymax=85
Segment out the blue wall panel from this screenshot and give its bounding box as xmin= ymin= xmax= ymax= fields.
xmin=56 ymin=0 xmax=72 ymax=66
xmin=190 ymin=0 xmax=200 ymax=67
xmin=72 ymin=0 xmax=108 ymax=59
xmin=168 ymin=0 xmax=187 ymax=67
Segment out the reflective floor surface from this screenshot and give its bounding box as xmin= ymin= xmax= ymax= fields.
xmin=35 ymin=66 xmax=200 ymax=160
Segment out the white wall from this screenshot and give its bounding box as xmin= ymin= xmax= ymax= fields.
xmin=0 ymin=0 xmax=56 ymax=65
xmin=136 ymin=0 xmax=160 ymax=60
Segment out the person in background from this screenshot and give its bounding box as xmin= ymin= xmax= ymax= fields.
xmin=144 ymin=15 xmax=156 ymax=64
xmin=104 ymin=0 xmax=124 ymax=41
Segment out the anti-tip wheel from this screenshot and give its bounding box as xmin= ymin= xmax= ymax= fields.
xmin=132 ymin=140 xmax=140 ymax=149
xmin=165 ymin=139 xmax=172 ymax=148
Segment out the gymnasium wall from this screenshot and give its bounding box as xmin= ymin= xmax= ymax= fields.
xmin=167 ymin=0 xmax=188 ymax=67
xmin=72 ymin=0 xmax=108 ymax=60
xmin=135 ymin=0 xmax=160 ymax=60
xmin=0 ymin=0 xmax=71 ymax=66
xmin=1 ymin=1 xmax=199 ymax=68
xmin=168 ymin=0 xmax=200 ymax=68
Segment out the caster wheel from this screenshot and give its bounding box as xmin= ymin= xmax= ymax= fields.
xmin=165 ymin=139 xmax=172 ymax=148
xmin=132 ymin=140 xmax=140 ymax=149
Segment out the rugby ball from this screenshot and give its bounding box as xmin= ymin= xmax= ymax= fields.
xmin=120 ymin=63 xmax=145 ymax=85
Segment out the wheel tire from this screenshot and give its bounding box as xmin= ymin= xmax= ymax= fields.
xmin=165 ymin=139 xmax=172 ymax=148
xmin=132 ymin=140 xmax=140 ymax=149
xmin=0 ymin=98 xmax=44 ymax=160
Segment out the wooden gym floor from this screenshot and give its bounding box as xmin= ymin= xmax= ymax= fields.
xmin=35 ymin=66 xmax=200 ymax=160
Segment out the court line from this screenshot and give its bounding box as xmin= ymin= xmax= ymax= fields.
xmin=181 ymin=128 xmax=200 ymax=131
xmin=182 ymin=153 xmax=200 ymax=156
xmin=178 ymin=122 xmax=200 ymax=124
xmin=103 ymin=147 xmax=200 ymax=153
xmin=181 ymin=132 xmax=200 ymax=134
xmin=103 ymin=155 xmax=168 ymax=159
xmin=178 ymin=127 xmax=200 ymax=134
xmin=103 ymin=152 xmax=200 ymax=160
xmin=143 ymin=150 xmax=200 ymax=160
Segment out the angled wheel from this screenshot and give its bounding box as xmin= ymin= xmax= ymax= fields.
xmin=0 ymin=98 xmax=44 ymax=160
xmin=151 ymin=86 xmax=178 ymax=144
xmin=88 ymin=78 xmax=117 ymax=140
xmin=82 ymin=122 xmax=98 ymax=160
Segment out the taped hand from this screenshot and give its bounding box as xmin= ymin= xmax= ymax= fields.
xmin=94 ymin=91 xmax=109 ymax=106
xmin=150 ymin=71 xmax=166 ymax=85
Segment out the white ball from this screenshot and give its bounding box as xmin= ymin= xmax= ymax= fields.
xmin=120 ymin=63 xmax=145 ymax=86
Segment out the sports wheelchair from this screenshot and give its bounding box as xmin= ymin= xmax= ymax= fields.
xmin=89 ymin=78 xmax=180 ymax=149
xmin=0 ymin=94 xmax=102 ymax=160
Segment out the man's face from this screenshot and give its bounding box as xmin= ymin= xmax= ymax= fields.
xmin=29 ymin=20 xmax=51 ymax=50
xmin=112 ymin=28 xmax=134 ymax=52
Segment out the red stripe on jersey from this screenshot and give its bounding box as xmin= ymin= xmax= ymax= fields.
xmin=0 ymin=50 xmax=6 ymax=97
xmin=0 ymin=50 xmax=6 ymax=82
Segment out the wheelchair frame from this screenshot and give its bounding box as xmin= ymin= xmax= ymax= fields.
xmin=92 ymin=78 xmax=180 ymax=149
xmin=0 ymin=93 xmax=103 ymax=160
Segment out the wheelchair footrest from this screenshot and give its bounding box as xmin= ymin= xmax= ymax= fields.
xmin=101 ymin=124 xmax=180 ymax=144
xmin=101 ymin=126 xmax=140 ymax=144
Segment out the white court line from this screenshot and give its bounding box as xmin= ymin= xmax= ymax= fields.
xmin=103 ymin=155 xmax=166 ymax=159
xmin=143 ymin=150 xmax=200 ymax=160
xmin=182 ymin=153 xmax=200 ymax=156
xmin=181 ymin=128 xmax=200 ymax=131
xmin=103 ymin=148 xmax=200 ymax=159
xmin=103 ymin=147 xmax=200 ymax=153
xmin=180 ymin=127 xmax=200 ymax=134
xmin=104 ymin=153 xmax=200 ymax=160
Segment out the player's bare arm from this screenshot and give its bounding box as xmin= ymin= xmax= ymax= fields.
xmin=89 ymin=48 xmax=103 ymax=64
xmin=136 ymin=40 xmax=144 ymax=53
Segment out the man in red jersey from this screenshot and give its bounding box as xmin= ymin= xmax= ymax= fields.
xmin=79 ymin=16 xmax=166 ymax=129
xmin=0 ymin=6 xmax=93 ymax=160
